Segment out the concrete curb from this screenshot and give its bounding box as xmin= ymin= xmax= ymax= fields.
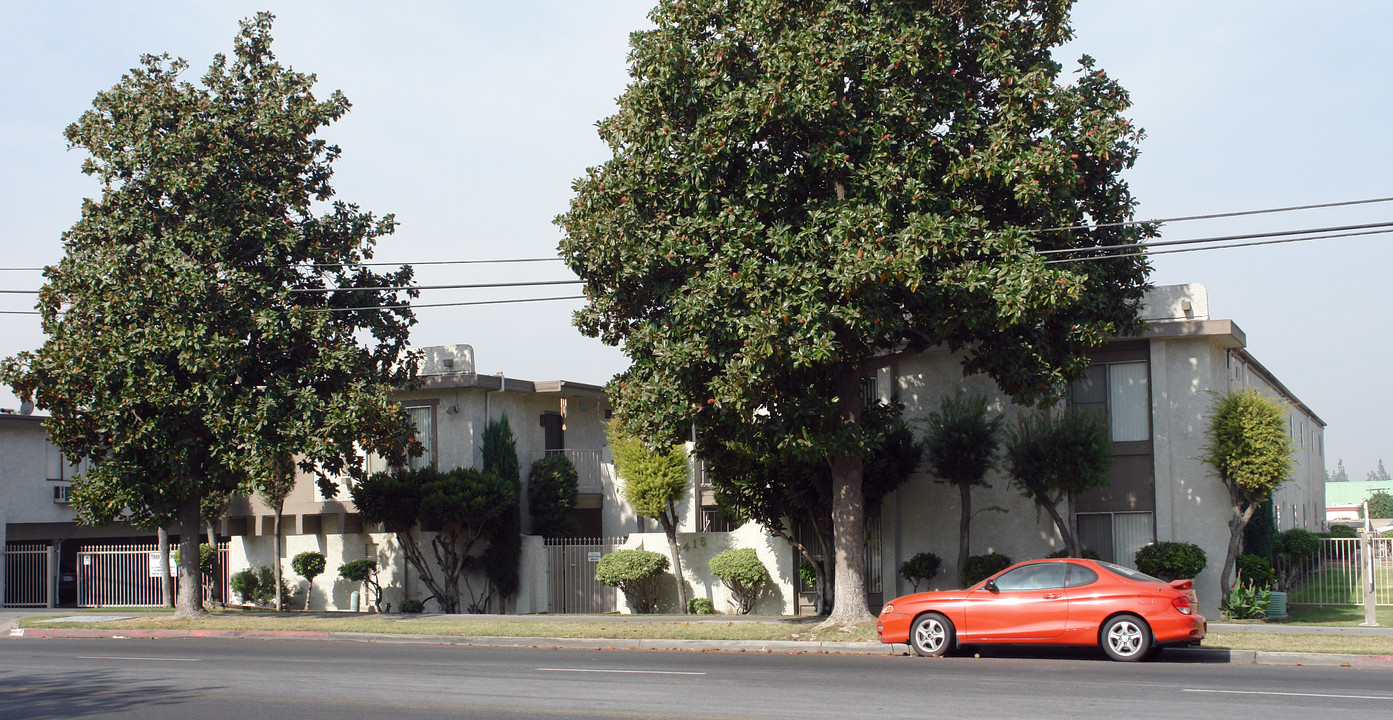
xmin=8 ymin=627 xmax=1393 ymax=667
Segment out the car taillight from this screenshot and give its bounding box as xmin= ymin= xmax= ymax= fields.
xmin=1171 ymin=595 xmax=1192 ymax=615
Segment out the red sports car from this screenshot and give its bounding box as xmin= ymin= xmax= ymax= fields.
xmin=877 ymin=557 xmax=1206 ymax=661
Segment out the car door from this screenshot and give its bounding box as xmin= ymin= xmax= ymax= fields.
xmin=964 ymin=562 xmax=1070 ymax=640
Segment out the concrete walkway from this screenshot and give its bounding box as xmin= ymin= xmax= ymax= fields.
xmin=4 ymin=608 xmax=1392 ymax=668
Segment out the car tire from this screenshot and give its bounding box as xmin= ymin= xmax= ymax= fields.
xmin=1100 ymin=614 xmax=1151 ymax=662
xmin=909 ymin=612 xmax=955 ymax=657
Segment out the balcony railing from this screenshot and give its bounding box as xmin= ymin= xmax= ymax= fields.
xmin=541 ymin=449 xmax=605 ymax=494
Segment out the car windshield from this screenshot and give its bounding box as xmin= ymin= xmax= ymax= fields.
xmin=1097 ymin=561 xmax=1164 ymax=583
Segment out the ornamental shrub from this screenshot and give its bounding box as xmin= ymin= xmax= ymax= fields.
xmin=962 ymin=552 xmax=1013 ymax=588
xmin=1046 ymin=548 xmax=1102 ymax=560
xmin=1326 ymin=525 xmax=1357 ymax=539
xmin=230 ymin=565 xmax=295 ymax=607
xmin=1134 ymin=542 xmax=1206 ymax=581
xmin=595 ymin=549 xmax=669 ymax=614
xmin=528 ymin=454 xmax=581 ymax=538
xmin=338 ymin=558 xmax=384 ymax=612
xmin=898 ymin=552 xmax=942 ymax=592
xmin=292 ymin=551 xmax=326 ymax=611
xmin=399 ymin=598 xmax=424 ymax=614
xmin=1236 ymin=554 xmax=1275 ymax=590
xmin=230 ymin=569 xmax=259 ymax=605
xmin=687 ymin=597 xmax=716 ymax=615
xmin=709 ymin=548 xmax=768 ymax=614
xmin=1273 ymin=528 xmax=1323 ymax=590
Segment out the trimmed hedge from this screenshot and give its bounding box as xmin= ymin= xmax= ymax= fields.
xmin=596 ymin=549 xmax=670 ymax=614
xmin=709 ymin=548 xmax=768 ymax=615
xmin=1236 ymin=553 xmax=1275 ymax=589
xmin=898 ymin=552 xmax=941 ymax=592
xmin=1134 ymin=541 xmax=1207 ymax=581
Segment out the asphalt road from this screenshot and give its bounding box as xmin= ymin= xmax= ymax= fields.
xmin=2 ymin=637 xmax=1391 ymax=720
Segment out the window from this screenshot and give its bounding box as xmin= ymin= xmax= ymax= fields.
xmin=45 ymin=441 xmax=87 ymax=481
xmin=1069 ymin=361 xmax=1149 ymax=442
xmin=1077 ymin=512 xmax=1154 ymax=568
xmin=993 ymin=562 xmax=1067 ymax=591
xmin=406 ymin=405 xmax=434 ymax=471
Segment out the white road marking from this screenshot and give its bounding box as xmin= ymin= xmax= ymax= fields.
xmin=536 ymin=667 xmax=705 ymax=676
xmin=76 ymin=656 xmax=201 ymax=662
xmin=1184 ymin=689 xmax=1391 ymax=701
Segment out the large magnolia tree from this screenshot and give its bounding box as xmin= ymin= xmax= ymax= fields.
xmin=1 ymin=14 xmax=418 ymax=617
xmin=558 ymin=0 xmax=1151 ymax=625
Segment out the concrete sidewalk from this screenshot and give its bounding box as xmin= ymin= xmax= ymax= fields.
xmin=5 ymin=609 xmax=1392 ymax=668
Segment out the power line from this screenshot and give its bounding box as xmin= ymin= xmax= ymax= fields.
xmin=313 ymin=257 xmax=564 ymax=268
xmin=1039 ymin=220 xmax=1393 ymax=257
xmin=1043 ymin=227 xmax=1393 ymax=265
xmin=289 ymin=279 xmax=582 ymax=294
xmin=1028 ymin=195 xmax=1393 ymax=235
xmin=306 ymin=295 xmax=586 ymax=312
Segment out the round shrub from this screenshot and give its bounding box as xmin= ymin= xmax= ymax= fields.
xmin=230 ymin=568 xmax=260 ymax=605
xmin=1134 ymin=541 xmax=1207 ymax=581
xmin=1236 ymin=553 xmax=1275 ymax=589
xmin=687 ymin=597 xmax=716 ymax=615
xmin=1326 ymin=525 xmax=1356 ymax=539
xmin=709 ymin=548 xmax=768 ymax=614
xmin=1273 ymin=528 xmax=1322 ymax=564
xmin=963 ymin=552 xmax=1013 ymax=588
xmin=292 ymin=551 xmax=326 ymax=582
xmin=595 ymin=549 xmax=670 ymax=614
xmin=399 ymin=598 xmax=424 ymax=614
xmin=898 ymin=552 xmax=941 ymax=592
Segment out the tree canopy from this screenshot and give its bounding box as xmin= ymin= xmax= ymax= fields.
xmin=0 ymin=13 xmax=418 ymax=616
xmin=558 ymin=0 xmax=1151 ymax=623
xmin=1200 ymin=387 xmax=1295 ymax=594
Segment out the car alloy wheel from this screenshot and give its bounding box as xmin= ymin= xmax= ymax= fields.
xmin=1101 ymin=614 xmax=1151 ymax=662
xmin=909 ymin=612 xmax=955 ymax=657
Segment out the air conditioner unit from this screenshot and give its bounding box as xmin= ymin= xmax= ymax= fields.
xmin=53 ymin=484 xmax=72 ymax=504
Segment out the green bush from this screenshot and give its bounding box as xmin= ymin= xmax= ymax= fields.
xmin=230 ymin=569 xmax=259 ymax=605
xmin=1325 ymin=525 xmax=1357 ymax=539
xmin=337 ymin=558 xmax=384 ymax=612
xmin=963 ymin=552 xmax=1013 ymax=588
xmin=528 ymin=455 xmax=581 ymax=538
xmin=291 ymin=551 xmax=327 ymax=611
xmin=1220 ymin=577 xmax=1271 ymax=620
xmin=898 ymin=552 xmax=941 ymax=592
xmin=709 ymin=548 xmax=768 ymax=614
xmin=1134 ymin=542 xmax=1206 ymax=581
xmin=687 ymin=597 xmax=716 ymax=615
xmin=228 ymin=565 xmax=295 ymax=607
xmin=1273 ymin=528 xmax=1323 ymax=590
xmin=399 ymin=598 xmax=424 ymax=614
xmin=595 ymin=549 xmax=670 ymax=614
xmin=1236 ymin=554 xmax=1275 ymax=589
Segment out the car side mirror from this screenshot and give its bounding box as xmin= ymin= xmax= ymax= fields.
xmin=984 ymin=579 xmax=998 ymax=593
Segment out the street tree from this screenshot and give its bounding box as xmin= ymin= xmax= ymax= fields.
xmin=557 ymin=0 xmax=1151 ymax=624
xmin=1200 ymin=387 xmax=1295 ymax=595
xmin=608 ymin=422 xmax=692 ymax=612
xmin=920 ymin=393 xmax=1003 ymax=586
xmin=0 ymin=14 xmax=419 ymax=617
xmin=1003 ymin=409 xmax=1111 ymax=558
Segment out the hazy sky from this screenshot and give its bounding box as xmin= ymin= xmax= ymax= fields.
xmin=2 ymin=1 xmax=1389 ymax=477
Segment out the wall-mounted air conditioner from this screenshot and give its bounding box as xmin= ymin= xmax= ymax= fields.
xmin=53 ymin=484 xmax=71 ymax=504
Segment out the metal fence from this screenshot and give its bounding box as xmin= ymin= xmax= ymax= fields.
xmin=545 ymin=537 xmax=623 ymax=614
xmin=1285 ymin=537 xmax=1393 ymax=606
xmin=3 ymin=544 xmax=50 ymax=608
xmin=76 ymin=542 xmax=230 ymax=608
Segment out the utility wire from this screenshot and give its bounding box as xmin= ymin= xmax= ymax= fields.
xmin=289 ymin=279 xmax=582 ymax=294
xmin=1028 ymin=195 xmax=1393 ymax=234
xmin=1039 ymin=220 xmax=1393 ymax=256
xmin=305 ymin=295 xmax=586 ymax=312
xmin=1044 ymin=227 xmax=1393 ymax=265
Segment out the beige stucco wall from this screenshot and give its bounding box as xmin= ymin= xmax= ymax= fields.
xmin=612 ymin=527 xmax=796 ymax=615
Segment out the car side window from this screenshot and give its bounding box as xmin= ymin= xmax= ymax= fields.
xmin=1065 ymin=564 xmax=1099 ymax=588
xmin=992 ymin=562 xmax=1067 ymax=591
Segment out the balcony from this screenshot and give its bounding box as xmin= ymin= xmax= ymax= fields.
xmin=541 ymin=449 xmax=606 ymax=494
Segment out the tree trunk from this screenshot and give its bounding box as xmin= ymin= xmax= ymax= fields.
xmin=659 ymin=507 xmax=688 ymax=612
xmin=1221 ymin=498 xmax=1257 ymax=597
xmin=273 ymin=508 xmax=283 ymax=612
xmin=819 ymin=369 xmax=874 ymax=628
xmin=158 ymin=527 xmax=174 ymax=609
xmin=957 ymin=481 xmax=972 ymax=587
xmin=823 ymin=451 xmax=873 ymax=627
xmin=1041 ymin=496 xmax=1077 ymax=557
xmin=205 ymin=517 xmax=221 ymax=607
xmin=174 ymin=493 xmax=206 ymax=618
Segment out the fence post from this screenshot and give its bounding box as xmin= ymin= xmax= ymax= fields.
xmin=1362 ymin=528 xmax=1379 ymax=626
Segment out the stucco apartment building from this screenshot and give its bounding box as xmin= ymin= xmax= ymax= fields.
xmin=871 ymin=283 xmax=1326 ymax=618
